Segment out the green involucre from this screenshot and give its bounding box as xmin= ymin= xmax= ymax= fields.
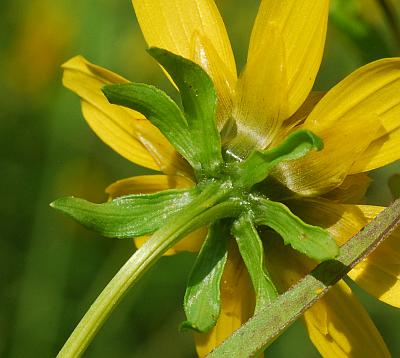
xmin=54 ymin=50 xmax=347 ymax=356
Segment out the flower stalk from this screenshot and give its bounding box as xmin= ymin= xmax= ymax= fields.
xmin=56 ymin=180 xmax=239 ymax=357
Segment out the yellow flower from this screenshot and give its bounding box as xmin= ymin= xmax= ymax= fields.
xmin=62 ymin=0 xmax=400 ymax=356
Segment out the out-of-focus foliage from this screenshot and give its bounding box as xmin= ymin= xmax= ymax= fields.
xmin=1 ymin=0 xmax=400 ymax=357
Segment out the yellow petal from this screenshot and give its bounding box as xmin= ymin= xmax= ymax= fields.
xmin=303 ymin=281 xmax=390 ymax=358
xmin=305 ymin=59 xmax=400 ymax=172
xmin=289 ymin=199 xmax=400 ymax=308
xmin=274 ymin=115 xmax=380 ymax=196
xmin=106 ymin=174 xmax=194 ymax=198
xmin=271 ymin=91 xmax=326 ymax=147
xmin=275 ymin=59 xmax=400 ymax=194
xmin=306 ymin=59 xmax=400 ymax=132
xmin=351 ymin=126 xmax=400 ymax=173
xmin=62 ymin=56 xmax=190 ymax=176
xmin=194 ymin=241 xmax=254 ymax=357
xmin=265 ymin=236 xmax=390 ymax=358
xmin=322 ymin=173 xmax=371 ymax=204
xmin=228 ymin=25 xmax=289 ymax=155
xmin=132 ymin=0 xmax=236 ymax=127
xmin=282 ymin=92 xmax=326 ymax=134
xmin=347 ymin=205 xmax=400 ymax=308
xmin=248 ymin=0 xmax=329 ymax=117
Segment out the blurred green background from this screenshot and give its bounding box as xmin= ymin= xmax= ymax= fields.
xmin=1 ymin=0 xmax=400 ymax=357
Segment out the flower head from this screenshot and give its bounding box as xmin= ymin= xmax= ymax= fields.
xmin=57 ymin=0 xmax=400 ymax=357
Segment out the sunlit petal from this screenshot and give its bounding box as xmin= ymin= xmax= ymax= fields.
xmin=351 ymin=126 xmax=400 ymax=173
xmin=305 ymin=58 xmax=400 ymax=174
xmin=248 ymin=0 xmax=329 ymax=117
xmin=303 ymin=281 xmax=390 ymax=358
xmin=306 ymin=59 xmax=400 ymax=133
xmin=228 ymin=25 xmax=289 ymax=155
xmin=62 ymin=56 xmax=190 ymax=176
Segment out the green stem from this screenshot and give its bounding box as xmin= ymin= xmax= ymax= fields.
xmin=57 ymin=181 xmax=241 ymax=357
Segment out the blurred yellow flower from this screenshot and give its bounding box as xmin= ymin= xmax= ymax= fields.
xmin=7 ymin=0 xmax=72 ymax=96
xmin=62 ymin=0 xmax=400 ymax=356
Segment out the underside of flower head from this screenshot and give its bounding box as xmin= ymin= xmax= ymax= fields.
xmin=54 ymin=0 xmax=400 ymax=357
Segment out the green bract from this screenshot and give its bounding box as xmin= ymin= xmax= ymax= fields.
xmin=51 ymin=48 xmax=338 ymax=336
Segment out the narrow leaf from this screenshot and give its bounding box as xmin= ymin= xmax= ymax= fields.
xmin=50 ymin=188 xmax=198 ymax=238
xmin=182 ymin=221 xmax=229 ymax=332
xmin=235 ymin=130 xmax=323 ymax=188
xmin=102 ymin=83 xmax=200 ymax=171
xmin=232 ymin=215 xmax=278 ymax=313
xmin=253 ymin=198 xmax=338 ymax=261
xmin=148 ymin=47 xmax=223 ymax=176
xmin=208 ymin=198 xmax=400 ymax=358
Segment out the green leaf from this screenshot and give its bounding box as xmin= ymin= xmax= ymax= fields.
xmin=50 ymin=188 xmax=198 ymax=238
xmin=232 ymin=215 xmax=278 ymax=313
xmin=182 ymin=221 xmax=229 ymax=333
xmin=208 ymin=198 xmax=400 ymax=358
xmin=252 ymin=198 xmax=338 ymax=261
xmin=102 ymin=82 xmax=200 ymax=171
xmin=235 ymin=130 xmax=323 ymax=188
xmin=148 ymin=47 xmax=223 ymax=176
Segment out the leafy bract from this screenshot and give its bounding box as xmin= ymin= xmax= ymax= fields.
xmin=253 ymin=198 xmax=339 ymax=261
xmin=50 ymin=188 xmax=198 ymax=238
xmin=103 ymin=82 xmax=200 ymax=171
xmin=235 ymin=130 xmax=323 ymax=188
xmin=182 ymin=221 xmax=229 ymax=332
xmin=148 ymin=47 xmax=223 ymax=176
xmin=232 ymin=215 xmax=278 ymax=312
